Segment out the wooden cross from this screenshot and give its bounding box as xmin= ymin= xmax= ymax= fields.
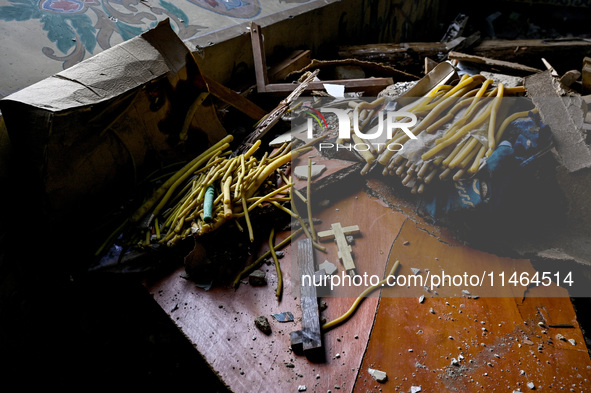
xmin=317 ymin=222 xmax=360 ymax=276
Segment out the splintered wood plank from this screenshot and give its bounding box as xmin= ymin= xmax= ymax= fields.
xmin=354 ymin=219 xmax=591 ymax=392
xmin=472 ymin=39 xmax=591 ymax=64
xmin=290 ymin=238 xmax=322 ymax=357
xmin=448 ymin=51 xmax=543 ymax=76
xmin=202 ymin=75 xmax=267 ymax=121
xmin=268 ymin=50 xmax=311 ymax=83
xmin=337 ymin=42 xmax=448 ymax=63
xmin=249 ymin=22 xmax=268 ymax=93
xmin=262 ymin=78 xmax=394 ymax=96
xmin=146 ymin=185 xmax=407 ymax=393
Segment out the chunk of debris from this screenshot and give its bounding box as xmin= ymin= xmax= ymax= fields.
xmin=556 ymin=333 xmax=566 ymax=341
xmin=480 ymin=71 xmax=523 ymax=88
xmin=411 ymin=267 xmax=421 ymax=275
xmin=368 ymin=368 xmax=388 ymax=383
xmin=403 ymin=241 xmax=410 ymax=246
xmin=249 ymin=269 xmax=267 ymax=286
xmin=378 ymin=81 xmax=418 ymax=99
xmin=294 ymin=164 xmax=326 ymax=180
xmin=254 ymin=316 xmax=272 ymax=335
xmin=269 ymin=131 xmax=292 ymax=147
xmin=272 ymin=312 xmax=294 ymax=322
xmin=525 ymin=70 xmax=591 ymax=172
xmin=419 ymin=295 xmax=425 ymax=303
xmin=559 ymin=70 xmax=581 ymax=88
xmin=568 ymin=338 xmax=577 ymax=346
xmin=298 ymin=385 xmax=307 ymax=391
xmin=410 ymin=386 xmax=422 ymax=393
xmin=527 ymin=381 xmax=535 ymax=390
xmin=319 ymin=260 xmax=338 ymax=275
xmin=314 ymin=270 xmax=327 ymax=286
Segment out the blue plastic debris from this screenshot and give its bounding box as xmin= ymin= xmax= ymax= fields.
xmin=271 ymin=312 xmax=294 ymax=322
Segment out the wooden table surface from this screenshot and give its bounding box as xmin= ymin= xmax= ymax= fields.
xmin=145 ymin=153 xmax=591 ymax=393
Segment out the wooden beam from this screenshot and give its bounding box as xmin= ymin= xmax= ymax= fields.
xmin=233 ymin=70 xmax=318 ymax=155
xmin=263 ymin=78 xmax=393 ymax=96
xmin=202 ymin=75 xmax=267 ymax=121
xmin=448 ymin=51 xmax=542 ymax=76
xmin=290 ymin=238 xmax=323 ymax=359
xmin=338 ymin=42 xmax=447 ymax=65
xmin=472 ymin=38 xmax=591 ymax=64
xmin=339 ymin=38 xmax=591 ymax=73
xmin=249 ymin=22 xmax=269 ymax=93
xmin=268 ymin=49 xmax=311 ymax=82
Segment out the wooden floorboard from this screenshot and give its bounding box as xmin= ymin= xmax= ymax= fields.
xmin=146 ymin=184 xmax=407 ymax=392
xmin=354 ymin=219 xmax=591 ymax=392
xmin=145 ymin=164 xmax=591 ymax=392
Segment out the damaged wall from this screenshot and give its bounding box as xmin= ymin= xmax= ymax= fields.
xmin=0 ymin=0 xmax=446 ymax=183
xmin=187 ymin=0 xmax=447 ymax=86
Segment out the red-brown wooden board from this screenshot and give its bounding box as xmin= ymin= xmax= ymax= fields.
xmin=146 ymin=186 xmax=407 ymax=392
xmin=354 ymin=216 xmax=591 ymax=392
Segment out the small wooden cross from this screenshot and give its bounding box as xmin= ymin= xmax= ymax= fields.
xmin=317 ymin=222 xmax=360 ymax=276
